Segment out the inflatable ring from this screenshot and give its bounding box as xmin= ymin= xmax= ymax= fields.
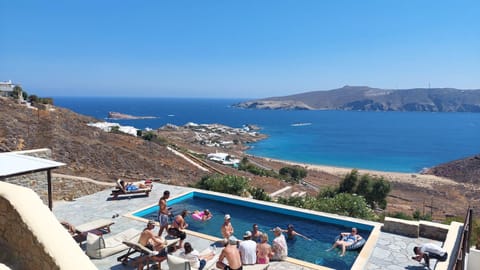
xmin=334 ymin=235 xmax=366 ymax=251
xmin=192 ymin=212 xmax=203 ymax=221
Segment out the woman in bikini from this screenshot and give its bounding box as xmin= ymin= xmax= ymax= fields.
xmin=256 ymin=233 xmax=273 ymax=264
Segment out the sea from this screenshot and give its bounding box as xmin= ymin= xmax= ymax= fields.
xmin=54 ymin=97 xmax=480 ymax=173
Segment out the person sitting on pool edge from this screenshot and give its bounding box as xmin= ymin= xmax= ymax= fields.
xmin=216 ymin=236 xmax=243 ymax=270
xmin=327 ymin=227 xmax=362 ymax=256
xmin=271 ymin=227 xmax=288 ymax=261
xmin=168 ymin=209 xmax=188 ymax=249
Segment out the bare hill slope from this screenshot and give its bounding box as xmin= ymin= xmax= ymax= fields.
xmin=0 ymin=97 xmax=206 ymax=183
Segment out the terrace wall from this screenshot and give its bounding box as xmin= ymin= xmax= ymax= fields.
xmin=2 ymin=149 xmax=111 ymax=203
xmin=0 ymin=181 xmax=96 ymax=270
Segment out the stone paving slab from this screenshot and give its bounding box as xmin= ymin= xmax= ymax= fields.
xmin=54 ymin=183 xmax=444 ymax=270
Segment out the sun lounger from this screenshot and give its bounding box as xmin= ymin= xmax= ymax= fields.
xmin=110 ymin=179 xmax=153 ymax=199
xmin=75 ymin=218 xmax=115 ymax=234
xmin=70 ymin=218 xmax=114 ymax=242
xmin=167 ymin=248 xmax=220 ymax=270
xmin=117 ymin=238 xmax=180 ymax=267
xmin=86 ymin=228 xmax=141 ymax=259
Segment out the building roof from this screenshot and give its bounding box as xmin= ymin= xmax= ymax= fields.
xmin=0 ymin=152 xmax=65 ymax=178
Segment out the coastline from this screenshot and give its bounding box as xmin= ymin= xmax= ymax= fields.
xmin=258 ymin=157 xmax=458 ymax=188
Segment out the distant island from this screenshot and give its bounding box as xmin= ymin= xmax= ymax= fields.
xmin=107 ymin=111 xmax=156 ymax=120
xmin=234 ymin=85 xmax=480 ymax=112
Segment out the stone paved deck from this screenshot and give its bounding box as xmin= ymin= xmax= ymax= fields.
xmin=53 ymin=183 xmax=443 ymax=270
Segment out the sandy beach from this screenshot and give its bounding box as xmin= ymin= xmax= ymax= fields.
xmin=261 ymin=157 xmax=458 ymax=189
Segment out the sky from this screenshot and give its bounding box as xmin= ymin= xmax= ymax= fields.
xmin=1 ymin=0 xmax=479 ymax=98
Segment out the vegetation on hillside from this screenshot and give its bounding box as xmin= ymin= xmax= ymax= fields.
xmin=238 ymin=157 xmax=307 ymax=184
xmin=193 ymin=174 xmax=271 ymax=201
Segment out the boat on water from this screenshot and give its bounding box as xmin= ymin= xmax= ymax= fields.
xmin=291 ymin=122 xmax=312 ymax=127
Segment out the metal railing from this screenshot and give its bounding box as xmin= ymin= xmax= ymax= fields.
xmin=453 ymin=207 xmax=473 ymax=270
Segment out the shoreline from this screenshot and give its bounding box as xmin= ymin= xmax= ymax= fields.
xmin=257 ymin=156 xmax=458 ymax=188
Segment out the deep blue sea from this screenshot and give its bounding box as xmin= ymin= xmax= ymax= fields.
xmin=54 ymin=97 xmax=480 ymax=173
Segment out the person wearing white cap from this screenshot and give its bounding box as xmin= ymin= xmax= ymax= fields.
xmin=239 ymin=230 xmax=257 ymax=265
xmin=221 ymin=214 xmax=234 ymax=238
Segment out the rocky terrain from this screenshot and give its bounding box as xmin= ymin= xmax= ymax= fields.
xmin=234 ymin=85 xmax=480 ymax=112
xmin=1 ymin=96 xmax=479 ymax=220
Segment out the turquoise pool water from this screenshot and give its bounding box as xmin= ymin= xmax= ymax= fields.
xmin=133 ymin=191 xmax=373 ymax=269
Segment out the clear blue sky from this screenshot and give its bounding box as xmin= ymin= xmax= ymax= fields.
xmin=1 ymin=0 xmax=479 ymax=98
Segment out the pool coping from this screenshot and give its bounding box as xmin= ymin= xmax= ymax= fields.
xmin=124 ymin=188 xmax=382 ymax=270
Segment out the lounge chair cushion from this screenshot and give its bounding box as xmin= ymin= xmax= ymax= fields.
xmin=86 ymin=228 xmax=140 ymax=259
xmin=167 ymin=255 xmax=190 ymax=270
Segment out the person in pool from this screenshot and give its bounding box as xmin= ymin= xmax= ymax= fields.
xmin=192 ymin=209 xmax=212 ymax=221
xmin=281 ymin=224 xmax=310 ymax=241
xmin=327 ymin=227 xmax=363 ymax=256
xmin=251 ymin=224 xmax=262 ymax=243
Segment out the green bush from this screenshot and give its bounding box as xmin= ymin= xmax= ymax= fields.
xmin=279 ymin=166 xmax=307 ymax=183
xmin=339 ymin=169 xmax=359 ymax=193
xmin=238 ymin=158 xmax=279 ymax=178
xmin=278 ymin=193 xmax=377 ymax=220
xmin=248 ymin=187 xmax=271 ymax=201
xmin=388 ymin=211 xmax=413 ymax=220
xmin=194 ymin=174 xmax=249 ymax=196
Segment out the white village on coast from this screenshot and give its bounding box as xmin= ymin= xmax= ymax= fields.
xmin=1 ymin=80 xmax=479 ymax=270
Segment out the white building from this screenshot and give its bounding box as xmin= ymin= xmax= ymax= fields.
xmin=0 ymin=80 xmax=15 ymax=97
xmin=207 ymin=152 xmax=241 ymax=166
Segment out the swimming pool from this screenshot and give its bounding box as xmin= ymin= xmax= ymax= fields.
xmin=130 ymin=191 xmax=378 ymax=270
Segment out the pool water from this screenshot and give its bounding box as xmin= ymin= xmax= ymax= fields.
xmin=133 ymin=192 xmax=372 ymax=270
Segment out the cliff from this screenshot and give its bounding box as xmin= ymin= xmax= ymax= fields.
xmin=234 ymin=85 xmax=480 ymax=112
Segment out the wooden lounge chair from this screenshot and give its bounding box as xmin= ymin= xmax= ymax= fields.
xmin=69 ymin=218 xmax=115 ymax=242
xmin=110 ymin=179 xmax=153 ymax=199
xmin=117 ymin=238 xmax=179 ymax=268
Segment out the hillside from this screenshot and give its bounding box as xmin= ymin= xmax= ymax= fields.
xmin=0 ymin=97 xmax=206 ymax=184
xmin=234 ymin=85 xmax=480 ymax=112
xmin=426 ymin=154 xmax=480 ymax=184
xmin=2 ymin=96 xmax=480 ymax=219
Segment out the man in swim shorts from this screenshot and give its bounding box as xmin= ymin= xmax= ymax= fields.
xmin=216 ymin=236 xmax=243 ymax=270
xmin=158 ymin=190 xmax=171 ymax=236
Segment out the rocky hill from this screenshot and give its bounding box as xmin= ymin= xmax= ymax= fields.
xmin=0 ymin=97 xmax=206 ymax=184
xmin=235 ymin=85 xmax=480 ymax=112
xmin=425 ymin=154 xmax=480 ymax=184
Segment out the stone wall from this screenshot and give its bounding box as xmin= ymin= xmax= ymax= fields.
xmin=0 ymin=181 xmax=96 ymax=270
xmin=2 ymin=149 xmax=112 ymax=203
xmin=1 ymin=149 xmax=52 ymax=205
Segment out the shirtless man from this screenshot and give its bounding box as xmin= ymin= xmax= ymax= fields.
xmin=158 ymin=190 xmax=171 ymax=236
xmin=138 ymin=220 xmax=168 ymax=252
xmin=221 ymin=214 xmax=234 ymax=238
xmin=168 ymin=209 xmax=188 ymax=248
xmin=216 ymin=237 xmax=243 ymax=270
